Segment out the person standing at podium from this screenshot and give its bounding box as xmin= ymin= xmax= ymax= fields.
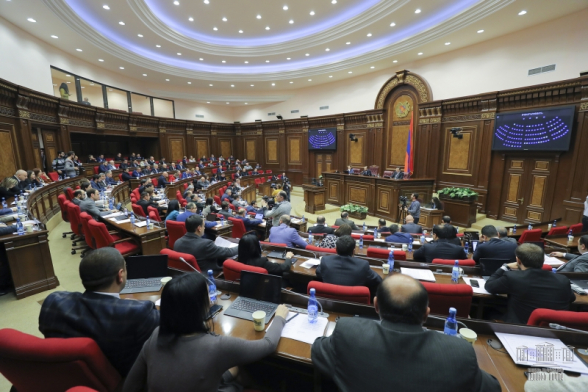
xmin=406 ymin=193 xmax=421 ymax=224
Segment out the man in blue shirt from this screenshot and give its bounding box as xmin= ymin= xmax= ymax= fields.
xmin=132 ymin=167 xmax=142 ymax=178
xmin=233 ymin=208 xmax=263 ymax=230
xmin=385 ymin=224 xmax=413 ymax=243
xmin=98 ymin=162 xmax=109 ymax=173
xmin=269 ymin=215 xmax=307 ymax=248
xmin=246 ymin=200 xmax=263 ymax=214
xmin=105 ymin=171 xmax=117 ymax=186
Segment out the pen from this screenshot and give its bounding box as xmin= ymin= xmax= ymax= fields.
xmin=286 ymin=313 xmax=300 ymax=323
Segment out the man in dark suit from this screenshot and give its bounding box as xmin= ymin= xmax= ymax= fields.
xmin=121 ymin=167 xmax=133 ymax=182
xmin=39 ymin=248 xmax=159 ymax=377
xmin=80 ymin=189 xmax=119 ymax=220
xmin=473 ymin=225 xmax=518 ymax=264
xmin=119 ymin=159 xmax=129 ymax=170
xmin=497 ymin=227 xmax=518 ymax=244
xmin=442 ymin=215 xmax=461 ymax=245
xmin=316 ymin=235 xmax=382 ymax=298
xmin=376 ymin=219 xmax=391 ymax=235
xmin=551 ymin=235 xmax=588 ymax=272
xmin=308 ymin=216 xmax=335 ymax=235
xmin=361 ymin=166 xmax=372 ymax=176
xmin=413 ymin=225 xmax=466 ymax=263
xmin=385 ymin=224 xmax=412 ymax=243
xmin=157 ymin=172 xmax=169 ymax=188
xmin=400 ymin=215 xmax=422 ymax=234
xmin=221 ymin=189 xmax=234 ymax=203
xmin=233 ymin=208 xmax=263 ymax=230
xmin=174 ymin=215 xmax=238 ymax=272
xmin=137 ymin=191 xmax=163 ymax=216
xmin=393 ymin=167 xmax=405 ymax=179
xmin=12 ymin=170 xmax=28 ymax=192
xmin=485 ymin=243 xmax=576 ymax=324
xmin=132 ymin=167 xmax=142 ymax=178
xmin=334 ymin=212 xmax=359 ymax=230
xmin=311 ymin=274 xmax=501 ymax=392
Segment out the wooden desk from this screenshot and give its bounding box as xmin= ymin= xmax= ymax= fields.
xmin=419 ymin=208 xmax=444 ymax=228
xmin=544 ymin=233 xmax=584 ymax=253
xmin=102 ymin=217 xmax=166 ymax=255
xmin=301 ymin=184 xmax=325 ymax=214
xmin=505 ymin=219 xmax=563 ymax=240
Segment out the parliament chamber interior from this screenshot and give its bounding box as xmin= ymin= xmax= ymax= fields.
xmin=1 ymin=1 xmax=588 ymax=391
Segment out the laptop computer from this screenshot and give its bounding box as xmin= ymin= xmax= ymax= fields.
xmin=255 ymin=213 xmax=264 ymax=220
xmin=120 ymin=255 xmax=169 ymax=294
xmin=206 ymin=213 xmax=218 ymax=222
xmin=224 ymin=271 xmax=282 ymax=324
xmin=479 ymin=258 xmax=510 ymax=280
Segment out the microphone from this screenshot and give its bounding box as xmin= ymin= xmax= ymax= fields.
xmin=427 ymin=314 xmax=468 ymax=330
xmin=549 ymin=323 xmax=588 ymax=334
xmin=178 ymin=257 xmax=200 ymax=273
xmin=282 ymin=288 xmax=329 ymax=318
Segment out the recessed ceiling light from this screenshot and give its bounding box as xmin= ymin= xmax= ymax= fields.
xmin=346 ymin=41 xmax=351 ymax=45
xmin=76 ymin=48 xmax=83 ymax=52
xmin=415 ymin=9 xmax=421 ymax=14
xmin=250 ymin=84 xmax=254 ymax=86
xmin=103 ymin=5 xmax=110 ymax=10
xmin=142 ymin=73 xmax=147 ymax=76
xmin=283 ymin=5 xmax=288 ymax=11
xmin=518 ymin=10 xmax=527 ymax=16
xmin=477 ymin=29 xmax=484 ymax=33
xmin=199 ymin=58 xmax=204 ymax=61
xmin=188 ymin=17 xmax=194 ymax=22
xmin=271 ymin=83 xmax=275 ymax=86
xmin=222 ymin=60 xmax=226 ymax=63
xmin=329 ymin=75 xmax=333 ymax=78
xmin=119 ymin=21 xmax=125 ymax=25
xmin=348 ymin=71 xmax=352 ymax=74
xmin=239 ymin=30 xmax=243 ymax=33
xmin=265 ymin=60 xmax=270 ymax=63
xmin=66 ymin=82 xmax=71 ymax=84
xmin=256 ymin=15 xmax=261 ymax=19
xmin=206 ymin=101 xmax=210 ymax=103
xmin=187 ymin=82 xmax=191 ymax=84
xmin=166 ymin=79 xmax=170 ymax=81
xmin=289 ymin=81 xmax=293 ymax=84
xmin=245 ymin=103 xmax=248 ymax=105
xmin=286 ymin=57 xmax=291 ymax=60
xmin=325 ymin=48 xmax=330 ymax=51
xmin=370 ymin=66 xmax=375 ymax=69
xmin=310 ymin=11 xmax=315 ymax=16
xmin=226 ymin=102 xmax=229 ymax=104
xmin=393 ymin=60 xmax=398 ymax=63
xmin=390 ymin=22 xmax=396 ymax=27
xmin=27 ymin=18 xmax=36 ymax=23
xmin=137 ymin=34 xmax=143 ymax=37
xmin=445 ymin=42 xmax=451 ymax=45
xmin=51 ymin=35 xmax=58 ymax=39
xmin=204 ymin=0 xmax=209 ymax=4
xmin=66 ymin=74 xmax=71 ymax=77
xmin=332 ymin=0 xmax=337 ymax=3
xmin=213 ymin=27 xmax=218 ymax=31
xmin=156 ymin=44 xmax=161 ymax=47
xmin=81 ymin=87 xmax=85 ymax=89
xmin=209 ymin=84 xmax=213 ymax=86
xmin=231 ymin=84 xmax=234 ymax=87
xmin=265 ymin=26 xmax=270 ymax=30
xmin=289 ymin=19 xmax=294 ymax=24
xmin=222 ymin=17 xmax=227 ymax=22
xmin=98 ymin=59 xmax=104 ymax=62
xmin=367 ymin=33 xmax=372 ymax=37
xmin=418 ymin=52 xmax=423 ymax=55
xmin=305 ymin=53 xmax=310 ymax=56
xmin=308 ymin=79 xmax=312 ymax=81
xmin=244 ymin=61 xmax=249 ymax=63
xmin=173 ymin=1 xmax=179 ymax=5
xmin=119 ymin=66 xmax=124 ymax=69
xmin=177 ymin=52 xmax=182 ymax=55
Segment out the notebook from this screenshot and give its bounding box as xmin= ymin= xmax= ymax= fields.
xmin=224 ymin=271 xmax=282 ymax=324
xmin=120 ymin=255 xmax=169 ymax=294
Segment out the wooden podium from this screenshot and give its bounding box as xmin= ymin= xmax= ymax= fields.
xmin=302 ymin=184 xmax=326 ymax=214
xmin=419 ymin=208 xmax=444 ymax=229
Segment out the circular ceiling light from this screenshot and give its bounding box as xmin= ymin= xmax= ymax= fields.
xmin=348 ymin=71 xmax=352 ymax=73
xmin=271 ymin=83 xmax=275 ymax=86
xmin=250 ymin=84 xmax=254 ymax=86
xmin=188 ymin=17 xmax=194 ymax=22
xmin=265 ymin=60 xmax=270 ymax=63
xmin=286 ymin=57 xmax=291 ymax=60
xmin=393 ymin=60 xmax=398 ymax=63
xmin=518 ymin=10 xmax=527 ymax=15
xmin=173 ymin=1 xmax=179 ymax=5
xmin=244 ymin=61 xmax=248 ymax=63
xmin=310 ymin=11 xmax=315 ymax=16
xmin=156 ymin=44 xmax=161 ymax=47
xmin=221 ymin=60 xmax=226 ymax=63
xmin=346 ymin=41 xmax=351 ymax=45
xmin=166 ymin=79 xmax=170 ymax=81
xmin=265 ymin=26 xmax=270 ymax=30
xmin=51 ymin=35 xmax=58 ymax=38
xmin=390 ymin=22 xmax=396 ymax=27
xmin=417 ymin=52 xmax=423 ymax=55
xmin=289 ymin=19 xmax=294 ymax=24
xmin=308 ymin=79 xmax=312 ymax=81
xmin=329 ymin=75 xmax=333 ymax=78
xmin=222 ymin=17 xmax=227 ymax=22
xmin=103 ymin=5 xmax=110 ymax=10
xmin=415 ymin=9 xmax=421 ymax=14
xmin=213 ymin=27 xmax=218 ymax=31
xmin=207 ymin=101 xmax=210 ymax=104
xmin=177 ymin=52 xmax=182 ymax=55
xmin=332 ymin=0 xmax=337 ymax=3
xmin=283 ymin=5 xmax=288 ymax=11
xmin=325 ymin=48 xmax=330 ymax=51
xmin=256 ymin=15 xmax=261 ymax=19
xmin=226 ymin=102 xmax=229 ymax=104
xmin=305 ymin=53 xmax=310 ymax=56
xmin=239 ymin=30 xmax=243 ymax=33
xmin=370 ymin=66 xmax=375 ymax=69
xmin=289 ymin=81 xmax=293 ymax=84
xmin=187 ymin=82 xmax=191 ymax=84
xmin=119 ymin=66 xmax=124 ymax=69
xmin=231 ymin=84 xmax=235 ymax=87
xmin=367 ymin=33 xmax=372 ymax=37
xmin=137 ymin=34 xmax=143 ymax=37
xmin=477 ymin=29 xmax=484 ymax=33
xmin=119 ymin=21 xmax=125 ymax=25
xmin=27 ymin=18 xmax=36 ymax=23
xmin=76 ymin=48 xmax=83 ymax=52
xmin=245 ymin=103 xmax=248 ymax=105
xmin=209 ymin=84 xmax=213 ymax=86
xmin=445 ymin=42 xmax=451 ymax=45
xmin=199 ymin=57 xmax=204 ymax=60
xmin=98 ymin=59 xmax=104 ymax=62
xmin=204 ymin=0 xmax=209 ymax=4
xmin=142 ymin=73 xmax=147 ymax=76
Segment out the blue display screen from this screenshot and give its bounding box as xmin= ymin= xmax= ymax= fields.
xmin=308 ymin=127 xmax=337 ymax=150
xmin=492 ymin=105 xmax=575 ymax=151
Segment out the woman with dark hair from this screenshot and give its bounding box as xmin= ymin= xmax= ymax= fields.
xmin=318 ymin=223 xmax=353 ymax=249
xmin=239 ymin=233 xmax=294 ymax=276
xmin=33 ymin=168 xmax=51 ymax=184
xmin=202 ymin=197 xmax=216 ymax=218
xmin=58 ymin=82 xmax=70 ymax=99
xmin=165 ymin=200 xmax=181 ymax=224
xmin=431 ymin=197 xmax=443 ymax=210
xmin=25 ymin=170 xmax=42 ymax=189
xmin=123 ymin=273 xmax=288 ymax=392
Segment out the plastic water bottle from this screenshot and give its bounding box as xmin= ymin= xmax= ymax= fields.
xmin=124 ymin=207 xmax=128 ymax=217
xmin=301 ymin=215 xmax=305 ymax=223
xmin=207 ymin=270 xmax=217 ymax=304
xmin=528 ymin=224 xmax=533 ymax=231
xmin=1 ymin=198 xmax=6 ymax=208
xmin=552 ymin=268 xmax=557 ymax=273
xmin=16 ymin=217 xmax=24 ymax=235
xmin=145 ymin=216 xmax=151 ymax=229
xmin=444 ymin=308 xmax=458 ymax=336
xmin=553 ymin=220 xmax=557 ymax=227
xmin=309 ymin=234 xmax=314 ymax=244
xmin=420 ymin=234 xmax=425 ymax=244
xmin=359 ymin=235 xmax=364 ymax=249
xmin=130 ymin=214 xmax=135 ymax=226
xmin=388 ymin=251 xmax=395 ymax=271
xmin=108 ymin=198 xmax=114 ymax=210
xmin=408 ymin=237 xmax=414 ymax=252
xmin=568 ymin=230 xmax=574 ymax=242
xmin=464 ymin=241 xmax=469 ymax=255
xmin=308 ymin=288 xmax=318 ymax=324
xmin=220 ymin=216 xmax=225 ymax=226
xmin=363 ymin=222 xmax=366 ymax=231
xmin=58 ymin=175 xmax=62 ymax=181
xmin=451 ymin=260 xmax=460 ymax=283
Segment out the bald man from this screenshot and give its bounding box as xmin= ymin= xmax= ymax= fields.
xmin=13 ymin=170 xmax=28 ymax=191
xmin=400 ymin=214 xmax=423 ymax=234
xmin=312 ymin=274 xmax=500 ymax=392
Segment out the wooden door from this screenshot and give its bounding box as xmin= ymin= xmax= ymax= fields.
xmin=315 ymin=153 xmax=332 ymax=179
xmin=41 ymin=130 xmax=59 ymax=169
xmin=500 ymin=157 xmax=554 ymax=224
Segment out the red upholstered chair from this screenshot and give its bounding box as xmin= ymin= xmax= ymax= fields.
xmin=258 ymin=170 xmax=264 ymax=174
xmin=132 ymin=204 xmax=146 ymax=218
xmin=118 ymin=173 xmax=123 ymax=182
xmin=261 ymin=241 xmax=287 ymax=247
xmin=48 ymin=172 xmax=59 ymax=182
xmin=351 ymin=233 xmax=374 ymax=240
xmin=79 ymin=213 xmax=97 ymax=250
xmin=432 ymin=259 xmax=476 ymax=267
xmin=131 ymin=188 xmax=141 ymax=200
xmin=160 ymin=248 xmax=201 ymax=272
xmin=169 ymin=175 xmax=176 ymax=182
xmin=93 ymin=166 xmax=99 ymax=175
xmin=570 ymin=223 xmax=584 ymax=234
xmin=218 ymin=189 xmax=224 ymax=198
xmin=214 ymin=195 xmax=222 ymax=205
xmin=183 ymin=183 xmax=188 ymax=190
xmin=228 ymin=203 xmax=236 ymax=211
xmin=151 ymin=178 xmax=158 ymax=188
xmin=130 ymin=195 xmax=138 ymax=204
xmin=383 ymin=170 xmax=393 ymax=178
xmin=65 ymin=187 xmax=75 ymax=201
xmin=147 ymin=206 xmax=161 ymax=222
xmin=541 ymin=264 xmax=555 ymax=271
xmin=331 ymin=226 xmax=339 ymax=229
xmin=148 ymin=210 xmax=160 ymax=224
xmin=228 ymin=217 xmax=247 ymax=239
xmin=305 ymin=244 xmax=336 ymax=254
xmin=277 ymin=175 xmax=282 ymax=179
xmin=166 ymin=220 xmax=187 ymax=250
xmin=547 ymin=226 xmax=568 ymax=236
xmin=248 ymin=171 xmax=253 ymax=175
xmin=421 ymin=282 xmax=473 ymax=318
xmin=527 ymin=309 xmax=588 ymax=331
xmin=87 ymin=219 xmax=140 ymax=256
xmin=67 ymin=387 xmax=99 ymax=392
xmin=366 ymin=248 xmax=407 ymax=260
xmin=212 ymin=168 xmax=218 ymax=174
xmin=176 ymin=191 xmax=187 ymax=207
xmin=308 ymin=281 xmax=371 ymax=305
xmin=266 ymin=170 xmax=272 ymax=174
xmin=223 ymin=259 xmax=268 ymax=281
xmin=518 ymin=228 xmax=543 ymax=244
xmin=66 ymin=202 xmax=90 ymax=255
xmin=0 ymin=328 xmax=121 ymax=392
xmin=114 ymin=164 xmax=120 ymax=169
xmin=57 ymin=194 xmax=75 ymax=238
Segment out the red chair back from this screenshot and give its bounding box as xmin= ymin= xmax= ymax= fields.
xmin=351 ymin=233 xmax=374 ymax=240
xmin=260 ymin=241 xmax=287 ymax=247
xmin=168 ymin=176 xmax=176 ymax=182
xmin=308 ymin=282 xmax=371 ymax=305
xmin=421 ymin=282 xmax=473 ymax=318
xmin=214 ymin=195 xmax=221 ymax=205
xmin=527 ymin=309 xmax=588 ymax=331
xmin=65 ymin=188 xmax=75 ymax=201
xmin=222 ymin=259 xmax=268 ymax=281
xmin=212 ymin=168 xmax=218 ymax=174
xmin=151 ymin=178 xmax=158 ymax=188
xmin=87 ymin=219 xmax=115 ymax=249
xmin=147 ymin=206 xmax=161 ymax=222
xmin=132 ymin=204 xmax=146 ymax=217
xmin=48 ymin=172 xmax=59 ymax=182
xmin=569 ymin=223 xmax=583 ymax=234
xmin=366 ymin=247 xmax=407 ymax=260
xmin=67 ymin=387 xmax=99 ymax=392
xmin=118 ymin=173 xmax=123 ymax=182
xmin=305 ymin=244 xmax=336 ymax=254
xmin=79 ymin=212 xmax=96 ymax=249
xmin=93 ymin=166 xmax=99 ymax=175
xmin=266 ymin=170 xmax=272 ymax=174
xmin=57 ymin=194 xmax=70 ymax=222
xmin=66 ymin=202 xmax=83 ymax=236
xmin=432 ymin=259 xmax=476 ymax=267
xmin=258 ymin=170 xmax=264 ymax=174
xmin=541 ymin=264 xmax=554 ymax=271
xmin=0 ymin=328 xmax=121 ymax=392
xmin=228 ymin=217 xmax=247 ymax=239
xmin=166 ymin=220 xmax=187 ymax=250
xmin=176 ymin=191 xmax=187 ymax=207
xmin=160 ymin=248 xmax=201 ymax=272
xmin=547 ymin=226 xmax=568 ymax=236
xmin=518 ymin=228 xmax=543 ymax=244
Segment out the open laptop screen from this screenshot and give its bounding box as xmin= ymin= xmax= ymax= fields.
xmin=126 ymin=255 xmax=169 ymax=279
xmin=239 ymin=271 xmax=282 ymax=304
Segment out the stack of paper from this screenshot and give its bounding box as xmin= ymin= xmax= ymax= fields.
xmin=134 ymin=221 xmax=147 ymax=228
xmin=462 ymin=277 xmax=492 ymax=295
xmin=300 ymin=258 xmax=321 ymax=269
xmin=214 ymin=236 xmax=238 ymax=248
xmin=103 ymin=212 xmax=124 ymax=219
xmin=544 ymin=255 xmax=565 ymax=267
xmin=291 ymin=218 xmax=301 ymax=224
xmin=400 ymin=267 xmax=436 ymax=282
xmin=273 ymin=311 xmax=329 ymax=345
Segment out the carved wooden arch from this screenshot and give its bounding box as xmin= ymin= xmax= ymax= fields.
xmin=374 ymin=70 xmax=433 ymax=109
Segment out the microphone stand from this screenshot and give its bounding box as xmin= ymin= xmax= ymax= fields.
xmin=549 ymin=323 xmax=588 ymax=355
xmin=282 ymin=288 xmax=329 ymax=318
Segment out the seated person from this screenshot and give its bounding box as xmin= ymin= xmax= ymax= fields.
xmin=316 ymin=235 xmax=382 ymax=298
xmin=269 ymin=215 xmax=308 ymax=248
xmin=361 ymin=166 xmax=372 ymax=176
xmin=413 ymin=225 xmax=466 ymax=263
xmin=147 ymin=156 xmax=155 ymax=165
xmin=87 ymin=154 xmax=97 ymax=163
xmin=344 ymin=165 xmax=353 ymax=174
xmin=485 ymin=243 xmax=576 ymax=324
xmin=246 ymin=200 xmax=263 ymax=214
xmin=551 ymin=235 xmax=588 ymax=272
xmin=90 ymin=174 xmax=102 ymax=191
xmin=221 ymin=188 xmax=234 ymax=203
xmin=98 ymin=162 xmax=109 ymax=173
xmin=132 ymin=167 xmax=143 ymax=178
xmin=217 ymin=201 xmax=234 ymax=219
xmin=39 ymin=248 xmax=159 ymax=377
xmin=431 ymin=196 xmax=443 ymax=209
xmin=393 ymin=167 xmax=405 ymax=179
xmin=202 ymin=198 xmax=217 ymax=218
xmin=311 ymin=274 xmax=500 ymax=392
xmin=319 ymin=224 xmax=352 ymax=249
xmin=309 ymin=216 xmax=335 ymax=235
xmin=106 ymin=160 xmax=117 ymax=171
xmin=176 ymin=202 xmax=199 ymax=223
xmin=385 ymin=224 xmax=412 ymax=243
xmin=80 ymin=189 xmax=120 ymax=220
xmin=71 ymin=189 xmax=85 ymax=206
xmin=237 ymin=233 xmax=293 ymax=276
xmin=137 ymin=191 xmax=164 ymax=216
xmin=233 ymin=208 xmax=263 ymax=230
xmin=115 ymin=153 xmax=123 ymax=161
xmin=174 ymin=215 xmax=238 ymax=272
xmin=441 ymin=216 xmax=461 ymax=245
xmin=334 ymin=212 xmax=359 ymax=230
xmin=376 ymin=219 xmax=391 ymax=235
xmin=0 ymin=177 xmax=20 ymax=199
xmin=157 ymin=172 xmax=169 ymax=188
xmin=232 ymin=195 xmax=247 ymax=209
xmin=119 ymin=160 xmax=129 ymax=170
xmin=196 ymin=176 xmax=209 ymax=189
xmin=243 ymin=163 xmax=253 ymax=171
xmin=24 ymin=170 xmax=42 ymax=189
xmin=473 ymin=225 xmax=518 ymax=265
xmin=105 ymin=170 xmax=117 ymax=186
xmin=123 ymin=273 xmax=288 ymax=392
xmin=497 ymin=227 xmax=518 ymax=244
xmin=164 ymin=200 xmax=180 ymax=224
xmin=400 ymin=215 xmax=422 ymax=234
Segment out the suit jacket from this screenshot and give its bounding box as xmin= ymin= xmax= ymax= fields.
xmin=221 ymin=193 xmax=234 ymax=203
xmin=413 ymin=239 xmax=466 ymax=263
xmin=218 ymin=209 xmax=233 ymax=219
xmin=385 ymin=232 xmax=412 ymax=243
xmin=311 ymin=318 xmax=500 ymax=392
xmin=39 ymin=291 xmax=159 ymax=377
xmin=132 ymin=170 xmax=142 ymax=178
xmin=308 ymin=224 xmax=335 ymax=235
xmin=79 ymin=198 xmax=109 ymax=220
xmin=400 ymin=222 xmax=423 ymax=234
xmin=269 ymin=224 xmax=308 ymax=248
xmin=473 ymin=237 xmax=518 ymax=264
xmin=137 ymin=199 xmax=160 ymax=216
xmin=316 ymin=255 xmax=382 ymax=298
xmin=393 ymin=171 xmax=404 ymax=179
xmin=105 ymin=177 xmax=117 ymax=186
xmin=173 ymin=232 xmax=238 ymax=272
xmin=98 ymin=164 xmax=108 ymax=173
xmin=264 ymin=201 xmax=292 ymax=226
xmin=559 ymin=252 xmax=588 ymax=272
xmin=485 ymin=268 xmax=576 ymax=324
xmin=244 ymin=256 xmax=293 ymax=276
xmin=233 ymin=215 xmax=262 ymax=230
xmin=157 ymin=176 xmax=168 ymax=188
xmin=334 ymin=218 xmax=359 ymax=230
xmin=361 ymin=170 xmax=372 ymax=176
xmin=119 ymin=163 xmax=129 ymax=170
xmin=122 ymin=172 xmax=133 ymax=181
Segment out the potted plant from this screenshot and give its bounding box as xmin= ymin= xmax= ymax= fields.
xmin=437 ymin=187 xmax=479 ymax=202
xmin=340 ymin=203 xmax=368 ymax=220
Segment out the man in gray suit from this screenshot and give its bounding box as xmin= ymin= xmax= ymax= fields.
xmin=262 ymin=191 xmax=291 ymax=226
xmin=400 ymin=215 xmax=423 ymax=234
xmin=334 ymin=212 xmax=359 ymax=230
xmin=311 ymin=274 xmax=501 ymax=392
xmin=79 ymin=189 xmax=118 ymax=220
xmin=63 ymin=151 xmax=78 ymax=178
xmin=551 ymin=235 xmax=588 ymax=272
xmin=497 ymin=227 xmax=517 ymax=244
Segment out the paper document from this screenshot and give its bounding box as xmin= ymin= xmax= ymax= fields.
xmin=413 ymin=241 xmax=421 ymax=245
xmin=155 ymin=299 xmax=161 ymax=306
xmin=400 ymin=267 xmax=436 ymax=282
xmin=274 ymin=311 xmax=328 ymax=345
xmin=300 ymin=258 xmax=321 ymax=269
xmin=134 ymin=221 xmax=147 ymax=227
xmin=214 ymin=236 xmax=238 ymax=248
xmin=387 ymin=248 xmax=408 ymax=253
xmin=374 ymin=238 xmax=385 ymax=242
xmin=103 ymin=212 xmax=124 ymax=218
xmin=462 ymin=277 xmax=492 ymax=295
xmin=114 ymin=218 xmax=130 ymax=224
xmin=496 ymin=332 xmax=588 ymax=374
xmin=544 ymin=255 xmax=565 ymax=267
xmin=425 ymin=237 xmax=434 ymax=243
xmin=291 ymin=218 xmax=301 ymax=224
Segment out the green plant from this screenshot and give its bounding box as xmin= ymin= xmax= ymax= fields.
xmin=437 ymin=187 xmax=479 ymax=199
xmin=340 ymin=204 xmax=368 ymax=214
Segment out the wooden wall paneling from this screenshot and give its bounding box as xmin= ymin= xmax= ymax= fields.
xmin=265 ymin=137 xmax=279 ymax=164
xmin=218 ymin=138 xmax=232 ymax=158
xmin=287 ymin=135 xmax=302 ymax=165
xmin=498 ymin=157 xmax=524 ymax=222
xmin=0 ymin=122 xmax=19 ymax=179
xmin=168 ymin=137 xmax=185 ymax=162
xmin=30 ymin=129 xmax=42 ymax=169
xmin=41 ymin=129 xmax=58 ymax=168
xmin=442 ymin=126 xmax=477 ymax=176
xmin=245 ymin=137 xmax=257 ymax=162
xmin=347 ymin=131 xmax=366 ymax=167
xmin=194 ymin=137 xmax=210 ymax=160
xmin=375 ymin=184 xmax=395 ymax=220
